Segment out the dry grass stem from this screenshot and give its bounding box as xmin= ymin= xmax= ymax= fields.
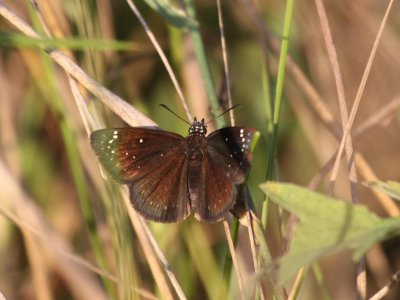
xmin=315 ymin=0 xmax=362 ymax=294
xmin=369 ymin=270 xmax=400 ymax=300
xmin=216 ymin=0 xmax=234 ymax=124
xmin=121 ymin=192 xmax=176 ymax=300
xmin=328 ymin=0 xmax=395 ymax=194
xmin=140 ymin=217 xmax=187 ymax=300
xmin=0 ymin=2 xmax=155 ymax=127
xmin=314 ymin=0 xmax=359 ymax=202
xmin=0 ymin=159 xmax=108 ymax=300
xmin=125 ymin=0 xmax=192 ymax=121
xmin=246 ymin=211 xmax=265 ymax=300
xmin=223 ymin=220 xmax=245 ymax=299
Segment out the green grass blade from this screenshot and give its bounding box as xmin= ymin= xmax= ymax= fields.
xmin=262 ymin=0 xmax=297 ymax=227
xmin=0 ymin=32 xmax=141 ymax=50
xmin=142 ymin=0 xmax=198 ymax=29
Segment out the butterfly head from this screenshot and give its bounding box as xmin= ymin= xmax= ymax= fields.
xmin=189 ymin=117 xmax=207 ymax=136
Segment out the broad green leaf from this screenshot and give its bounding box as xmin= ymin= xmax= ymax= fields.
xmin=364 ymin=181 xmax=400 ymax=201
xmin=260 ymin=182 xmax=400 ymax=285
xmin=142 ymin=0 xmax=197 ymax=29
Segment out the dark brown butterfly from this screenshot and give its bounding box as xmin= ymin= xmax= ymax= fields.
xmin=90 ymin=118 xmax=256 ymax=223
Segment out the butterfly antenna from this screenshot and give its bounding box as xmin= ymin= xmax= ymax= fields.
xmin=206 ymin=104 xmax=242 ymax=124
xmin=159 ymin=104 xmax=191 ymax=125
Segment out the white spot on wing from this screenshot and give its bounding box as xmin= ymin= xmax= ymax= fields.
xmin=139 ymin=139 xmax=143 ymax=143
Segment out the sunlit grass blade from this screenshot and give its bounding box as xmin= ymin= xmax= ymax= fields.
xmin=0 ymin=32 xmax=141 ymax=50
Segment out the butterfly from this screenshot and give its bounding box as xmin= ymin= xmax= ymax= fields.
xmin=90 ymin=117 xmax=256 ymax=223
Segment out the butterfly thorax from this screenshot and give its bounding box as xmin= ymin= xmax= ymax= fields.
xmin=185 ymin=133 xmax=207 ymax=207
xmin=188 ymin=117 xmax=207 ymax=136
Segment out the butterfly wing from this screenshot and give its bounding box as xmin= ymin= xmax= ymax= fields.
xmin=207 ymin=127 xmax=256 ymax=183
xmin=192 ymin=153 xmax=237 ymax=222
xmin=193 ymin=127 xmax=257 ymax=222
xmin=90 ymin=128 xmax=190 ymax=222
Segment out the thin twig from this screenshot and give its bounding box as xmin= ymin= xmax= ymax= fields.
xmin=223 ymin=220 xmax=245 ymax=299
xmin=216 ymin=0 xmax=234 ymax=125
xmin=121 ymin=192 xmax=176 ymax=300
xmin=369 ymin=270 xmax=400 ymax=300
xmin=69 ymin=75 xmax=99 ymax=134
xmin=314 ymin=1 xmax=363 ymax=294
xmin=246 ymin=210 xmax=265 ymax=300
xmin=325 ymin=3 xmax=394 ymax=293
xmin=216 ymin=1 xmax=248 ymax=295
xmin=125 ymin=0 xmax=192 ymax=121
xmin=314 ymin=0 xmax=359 ymax=201
xmin=353 ymin=97 xmax=400 ymax=137
xmin=328 ymin=0 xmax=395 ymax=193
xmin=308 ymin=97 xmax=400 ymax=211
xmin=140 ymin=217 xmax=187 ymax=300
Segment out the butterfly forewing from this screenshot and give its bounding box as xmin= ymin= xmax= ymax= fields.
xmin=91 ymin=128 xmax=190 ymax=222
xmin=90 ymin=128 xmax=184 ymax=182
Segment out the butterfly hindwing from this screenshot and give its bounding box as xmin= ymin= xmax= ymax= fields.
xmin=128 ymin=146 xmax=190 ymax=222
xmin=192 ymin=127 xmax=256 ymax=222
xmin=192 ymin=151 xmax=237 ymax=222
xmin=207 ymin=127 xmax=256 ymax=183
